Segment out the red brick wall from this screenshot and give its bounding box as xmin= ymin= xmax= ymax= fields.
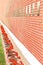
xmin=4 ymin=0 xmax=43 ymax=64
xmin=8 ymin=16 xmax=43 ymax=64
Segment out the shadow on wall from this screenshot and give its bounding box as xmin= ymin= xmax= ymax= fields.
xmin=0 ymin=0 xmax=12 ymax=20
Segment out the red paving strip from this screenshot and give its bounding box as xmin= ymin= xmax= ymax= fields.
xmin=1 ymin=25 xmax=24 ymax=65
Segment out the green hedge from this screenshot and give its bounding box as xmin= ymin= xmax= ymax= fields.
xmin=0 ymin=38 xmax=6 ymax=65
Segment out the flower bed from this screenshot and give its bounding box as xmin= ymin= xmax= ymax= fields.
xmin=1 ymin=25 xmax=24 ymax=65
